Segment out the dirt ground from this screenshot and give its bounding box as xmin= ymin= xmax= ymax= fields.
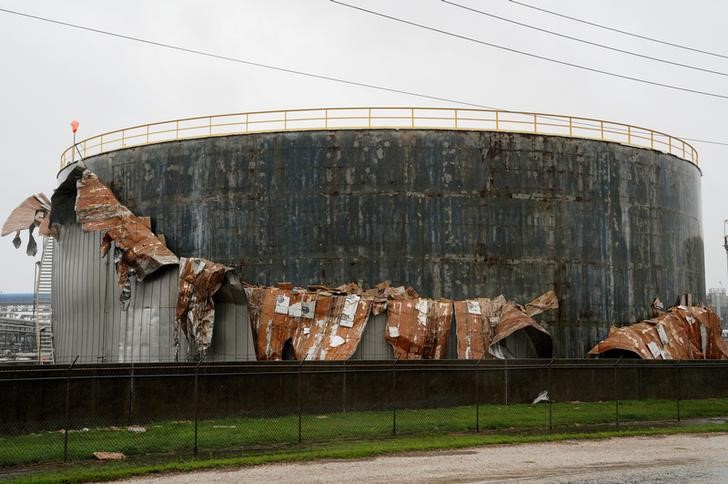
xmin=115 ymin=433 xmax=728 ymax=483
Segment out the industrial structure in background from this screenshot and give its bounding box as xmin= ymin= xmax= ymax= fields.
xmin=2 ymin=107 xmax=712 ymax=363
xmin=0 ymin=293 xmax=52 ymax=363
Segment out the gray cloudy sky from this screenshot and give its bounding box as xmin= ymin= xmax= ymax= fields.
xmin=0 ymin=0 xmax=727 ymax=293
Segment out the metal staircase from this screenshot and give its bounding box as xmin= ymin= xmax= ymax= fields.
xmin=33 ymin=236 xmax=54 ymax=364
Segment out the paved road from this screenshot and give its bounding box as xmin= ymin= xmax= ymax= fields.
xmin=118 ymin=433 xmax=728 ymax=483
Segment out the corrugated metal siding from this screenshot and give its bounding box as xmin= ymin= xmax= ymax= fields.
xmin=52 ymin=223 xmax=255 ymax=363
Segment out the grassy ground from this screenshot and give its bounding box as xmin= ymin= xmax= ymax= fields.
xmin=1 ymin=398 xmax=727 ymax=483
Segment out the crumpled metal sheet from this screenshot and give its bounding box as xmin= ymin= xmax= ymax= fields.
xmin=175 ymin=257 xmax=230 ymax=360
xmin=385 ymin=298 xmax=453 ymax=359
xmin=244 ymin=284 xmax=374 ymax=360
xmin=453 ymin=296 xmax=506 ymax=359
xmin=489 ymin=303 xmax=554 ymax=359
xmin=362 ymin=281 xmax=420 ymax=316
xmin=455 ymin=291 xmax=557 ymax=359
xmin=2 ymin=193 xmax=52 ymax=256
xmin=588 ymin=304 xmax=728 ymax=360
xmin=75 ymin=170 xmax=178 ymax=303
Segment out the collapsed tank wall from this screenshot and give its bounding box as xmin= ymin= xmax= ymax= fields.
xmin=65 ymin=129 xmax=703 ymax=358
xmin=51 ymin=223 xmax=257 ymax=363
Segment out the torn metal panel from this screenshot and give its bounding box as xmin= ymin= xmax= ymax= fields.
xmin=455 ymin=292 xmax=556 ymax=359
xmin=244 ymin=286 xmax=298 ymax=360
xmin=454 ymin=296 xmax=506 ymax=359
xmin=385 ymin=298 xmax=452 ymax=359
xmin=245 ymin=284 xmax=375 ymax=361
xmin=1 ymin=193 xmax=51 ymax=236
xmin=523 ymin=290 xmax=559 ymax=318
xmin=588 ymin=304 xmax=728 ymax=360
xmin=2 ymin=193 xmax=52 ymax=256
xmin=75 ymin=170 xmax=178 ymax=305
xmin=175 ymin=257 xmax=230 ymax=360
xmin=363 ymin=281 xmax=420 ymax=316
xmin=489 ymin=303 xmax=554 ymax=359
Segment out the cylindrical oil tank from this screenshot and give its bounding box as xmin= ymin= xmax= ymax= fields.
xmin=53 ymin=120 xmax=704 ymax=359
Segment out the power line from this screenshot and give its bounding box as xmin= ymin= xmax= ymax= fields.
xmin=509 ymin=0 xmax=728 ymax=61
xmin=0 ymin=6 xmax=725 ymax=149
xmin=0 ymin=7 xmax=496 ymax=110
xmin=330 ymin=1 xmax=728 ymax=101
xmin=442 ymin=0 xmax=728 ymax=78
xmin=683 ymin=138 xmax=728 ymax=147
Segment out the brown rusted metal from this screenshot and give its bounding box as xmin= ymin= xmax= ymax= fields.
xmin=455 ymin=291 xmax=557 ymax=359
xmin=244 ymin=284 xmax=374 ymax=360
xmin=175 ymin=257 xmax=230 ymax=360
xmin=2 ymin=193 xmax=52 ymax=256
xmin=588 ymin=304 xmax=728 ymax=359
xmin=385 ymin=298 xmax=453 ymax=359
xmin=1 ymin=193 xmax=51 ymax=236
xmin=75 ymin=170 xmax=178 ymax=296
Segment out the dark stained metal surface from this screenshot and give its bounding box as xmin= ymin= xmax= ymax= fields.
xmin=72 ymin=129 xmax=704 ymax=357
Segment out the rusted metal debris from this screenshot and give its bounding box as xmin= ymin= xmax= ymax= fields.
xmin=75 ymin=170 xmax=178 ymax=306
xmin=244 ymin=283 xmax=375 ymax=360
xmin=175 ymin=257 xmax=230 ymax=360
xmin=1 ymin=193 xmax=52 ymax=256
xmin=588 ymin=304 xmax=728 ymax=359
xmin=454 ymin=291 xmax=557 ymax=359
xmin=385 ymin=298 xmax=453 ymax=359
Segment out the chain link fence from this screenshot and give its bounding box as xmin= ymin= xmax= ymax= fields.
xmin=2 ymin=359 xmax=728 ymax=469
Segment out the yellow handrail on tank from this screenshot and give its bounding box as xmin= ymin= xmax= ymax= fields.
xmin=59 ymin=107 xmax=699 ymax=168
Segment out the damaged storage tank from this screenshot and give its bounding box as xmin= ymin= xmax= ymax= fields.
xmin=45 ymin=108 xmax=703 ymax=361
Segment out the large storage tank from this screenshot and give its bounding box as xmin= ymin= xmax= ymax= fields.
xmin=51 ymin=108 xmax=704 ymax=360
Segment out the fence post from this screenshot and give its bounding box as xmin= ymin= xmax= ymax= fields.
xmin=475 ymin=357 xmax=482 ymax=433
xmin=675 ymin=360 xmax=681 ymax=422
xmin=504 ymin=359 xmax=509 ymax=405
xmin=342 ymin=359 xmax=347 ymax=414
xmin=614 ymin=356 xmax=623 ymax=428
xmin=548 ymin=358 xmax=554 ymax=433
xmin=63 ymin=355 xmax=79 ymax=462
xmin=298 ymin=359 xmax=304 ymax=443
xmin=392 ymin=358 xmax=398 ymax=436
xmin=193 ymin=358 xmax=204 ymax=458
xmin=127 ymin=361 xmax=135 ymax=425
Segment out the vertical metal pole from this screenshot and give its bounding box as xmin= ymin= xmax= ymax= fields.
xmin=504 ymin=359 xmax=509 ymax=405
xmin=614 ymin=356 xmax=622 ymax=428
xmin=342 ymin=360 xmax=347 ymax=414
xmin=193 ymin=360 xmax=201 ymax=457
xmin=548 ymin=358 xmax=554 ymax=433
xmin=675 ymin=361 xmax=681 ymax=422
xmin=63 ymin=355 xmax=79 ymax=462
xmin=475 ymin=357 xmax=482 ymax=432
xmin=127 ymin=362 xmax=135 ymax=425
xmin=298 ymin=359 xmax=303 ymax=443
xmin=392 ymin=358 xmax=398 ymax=435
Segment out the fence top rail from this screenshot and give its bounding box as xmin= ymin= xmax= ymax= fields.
xmin=59 ymin=107 xmax=699 ymax=168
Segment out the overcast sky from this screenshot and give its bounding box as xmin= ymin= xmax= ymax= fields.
xmin=1 ymin=0 xmax=727 ymax=294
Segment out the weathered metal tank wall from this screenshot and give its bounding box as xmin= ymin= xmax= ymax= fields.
xmin=51 ymin=223 xmax=257 ymax=363
xmin=66 ymin=129 xmax=703 ymax=357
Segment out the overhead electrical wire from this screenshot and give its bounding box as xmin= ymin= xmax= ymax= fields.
xmin=0 ymin=7 xmax=496 ymax=110
xmin=509 ymin=0 xmax=728 ymax=61
xmin=0 ymin=6 xmax=725 ymax=148
xmin=442 ymin=0 xmax=728 ymax=77
xmin=330 ymin=0 xmax=728 ymax=101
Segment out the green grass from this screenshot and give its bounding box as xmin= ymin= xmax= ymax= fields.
xmin=2 ymin=398 xmax=728 ymax=483
xmin=5 ymin=423 xmax=728 ymax=484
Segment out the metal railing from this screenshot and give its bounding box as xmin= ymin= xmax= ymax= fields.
xmin=59 ymin=107 xmax=698 ymax=168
